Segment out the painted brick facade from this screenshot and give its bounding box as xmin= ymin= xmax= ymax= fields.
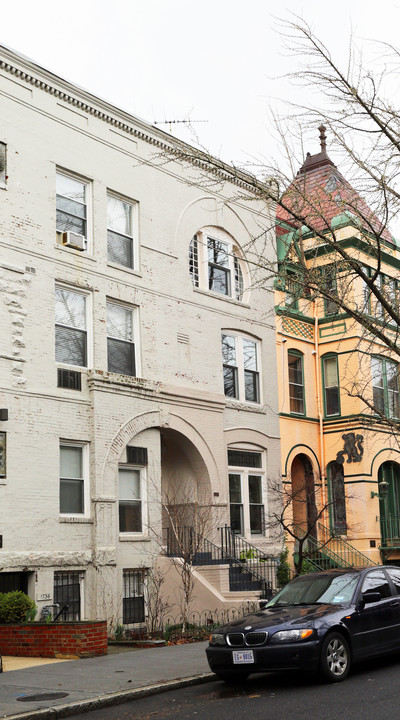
xmin=0 ymin=44 xmax=281 ymax=624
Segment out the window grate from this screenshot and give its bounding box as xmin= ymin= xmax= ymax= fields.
xmin=126 ymin=447 xmax=148 ymax=465
xmin=123 ymin=569 xmax=145 ymax=623
xmin=228 ymin=450 xmax=262 ymax=468
xmin=57 ymin=368 xmax=82 ymax=390
xmin=54 ymin=571 xmax=82 ymax=621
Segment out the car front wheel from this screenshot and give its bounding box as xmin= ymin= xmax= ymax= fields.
xmin=320 ymin=632 xmax=350 ymax=682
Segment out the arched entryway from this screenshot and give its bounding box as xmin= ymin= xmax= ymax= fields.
xmin=160 ymin=427 xmax=212 ymax=545
xmin=378 ymin=461 xmax=400 ymax=545
xmin=290 ymin=454 xmax=317 ymax=538
xmin=327 ymin=461 xmax=347 ymax=535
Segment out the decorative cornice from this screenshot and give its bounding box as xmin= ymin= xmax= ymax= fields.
xmin=0 ymin=47 xmax=277 ymax=200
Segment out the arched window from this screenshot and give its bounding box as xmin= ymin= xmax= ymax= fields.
xmin=327 ymin=461 xmax=347 ymax=535
xmin=189 ymin=227 xmax=245 ymax=301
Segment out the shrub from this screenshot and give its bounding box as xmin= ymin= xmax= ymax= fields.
xmin=277 ymin=546 xmax=291 ymax=587
xmin=0 ymin=591 xmax=37 ymax=623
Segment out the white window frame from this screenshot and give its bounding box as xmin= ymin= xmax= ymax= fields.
xmin=107 ymin=300 xmax=139 ymax=377
xmin=118 ymin=464 xmax=148 ymax=538
xmin=55 ymin=283 xmax=92 ymax=369
xmin=189 ymin=227 xmax=247 ymax=302
xmin=56 ymin=169 xmax=92 ymax=253
xmin=221 ymin=332 xmax=261 ymax=404
xmin=228 ymin=445 xmax=266 ymax=538
xmin=107 ymin=191 xmax=139 ymax=271
xmin=59 ymin=441 xmax=90 ymax=518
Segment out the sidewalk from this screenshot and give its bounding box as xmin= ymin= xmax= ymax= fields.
xmin=0 ymin=641 xmax=214 ymax=718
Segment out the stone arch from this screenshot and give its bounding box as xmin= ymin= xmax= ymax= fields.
xmin=102 ymin=409 xmax=219 ymax=497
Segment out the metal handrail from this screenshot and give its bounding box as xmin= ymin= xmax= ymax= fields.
xmin=293 ymin=526 xmax=344 ymax=570
xmin=318 ymin=523 xmax=377 ymax=566
xmin=219 ymin=525 xmax=280 ymax=596
xmin=166 ymin=526 xmax=279 ymax=598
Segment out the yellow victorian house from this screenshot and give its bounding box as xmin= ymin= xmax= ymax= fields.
xmin=276 ymin=127 xmax=400 ymax=569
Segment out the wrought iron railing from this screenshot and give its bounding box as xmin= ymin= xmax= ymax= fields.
xmin=318 ymin=523 xmax=377 ymax=566
xmin=379 ymin=515 xmax=400 ymax=547
xmin=219 ymin=525 xmax=282 ymax=596
xmin=165 ymin=526 xmax=280 ymax=598
xmin=293 ymin=526 xmax=342 ymax=571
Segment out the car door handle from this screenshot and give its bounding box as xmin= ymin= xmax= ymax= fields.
xmin=390 ymin=600 xmax=400 ymax=607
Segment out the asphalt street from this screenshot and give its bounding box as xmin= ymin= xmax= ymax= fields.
xmin=68 ymin=653 xmax=400 ymax=720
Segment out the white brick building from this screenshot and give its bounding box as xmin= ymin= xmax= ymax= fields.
xmin=0 ymin=44 xmax=281 ymax=624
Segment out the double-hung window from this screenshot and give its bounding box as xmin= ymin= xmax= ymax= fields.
xmin=323 ymin=355 xmax=340 ymax=417
xmin=119 ymin=467 xmax=143 ymax=534
xmin=55 ymin=286 xmax=88 ymax=367
xmin=222 ymin=334 xmax=260 ymax=403
xmin=288 ymin=351 xmax=305 ymax=414
xmin=189 ymin=228 xmax=245 ymax=301
xmin=56 ymin=172 xmax=88 ymax=248
xmin=107 ymin=194 xmax=135 ymax=269
xmin=59 ymin=443 xmax=86 ymax=515
xmin=228 ymin=449 xmax=265 ymax=536
xmin=107 ymin=302 xmax=136 ymax=377
xmin=371 ymin=356 xmax=399 ymax=419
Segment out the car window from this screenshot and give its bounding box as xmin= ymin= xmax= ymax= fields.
xmin=266 ymin=573 xmax=359 ymax=607
xmin=361 ymin=570 xmax=392 ymax=598
xmin=386 ymin=568 xmax=400 ymax=594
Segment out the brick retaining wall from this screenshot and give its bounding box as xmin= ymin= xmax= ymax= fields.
xmin=0 ymin=621 xmax=107 ymax=658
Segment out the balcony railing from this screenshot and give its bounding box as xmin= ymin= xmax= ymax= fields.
xmin=380 ymin=515 xmax=400 ymax=547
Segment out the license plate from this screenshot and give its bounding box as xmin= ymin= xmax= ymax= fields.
xmin=232 ymin=650 xmax=254 ymax=664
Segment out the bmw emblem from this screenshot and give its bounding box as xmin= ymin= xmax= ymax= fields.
xmin=244 ymin=626 xmax=252 ymax=630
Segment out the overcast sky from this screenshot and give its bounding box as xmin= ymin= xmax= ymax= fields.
xmin=1 ymin=0 xmax=400 ymax=171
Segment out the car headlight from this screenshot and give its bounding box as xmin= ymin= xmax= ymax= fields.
xmin=210 ymin=633 xmax=226 ymax=646
xmin=270 ymin=628 xmax=314 ymax=643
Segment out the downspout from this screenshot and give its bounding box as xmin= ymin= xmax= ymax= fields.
xmin=314 ymin=301 xmax=326 ymax=517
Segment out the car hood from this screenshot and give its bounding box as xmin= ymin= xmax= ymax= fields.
xmin=221 ymin=604 xmax=343 ymax=631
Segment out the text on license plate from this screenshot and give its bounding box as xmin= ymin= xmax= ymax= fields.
xmin=233 ymin=650 xmax=254 ymax=664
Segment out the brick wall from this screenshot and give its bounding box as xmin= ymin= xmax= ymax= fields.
xmin=0 ymin=621 xmax=107 ymax=658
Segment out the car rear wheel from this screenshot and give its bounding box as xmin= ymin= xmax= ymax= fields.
xmin=215 ymin=671 xmax=249 ymax=683
xmin=320 ymin=632 xmax=350 ymax=682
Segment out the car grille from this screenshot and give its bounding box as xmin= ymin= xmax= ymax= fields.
xmin=227 ymin=633 xmax=245 ymax=646
xmin=226 ymin=631 xmax=268 ymax=647
xmin=245 ymin=632 xmax=268 ymax=646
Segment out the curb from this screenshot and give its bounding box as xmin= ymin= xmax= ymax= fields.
xmin=8 ymin=672 xmax=216 ymax=719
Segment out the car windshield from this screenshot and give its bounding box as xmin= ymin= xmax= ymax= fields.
xmin=266 ymin=573 xmax=359 ymax=607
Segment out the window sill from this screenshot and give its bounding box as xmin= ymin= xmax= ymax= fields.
xmin=119 ymin=534 xmax=150 ymax=542
xmin=59 ymin=516 xmax=93 ymax=523
xmin=225 ymin=399 xmax=264 ymax=413
xmin=193 ymin=287 xmax=250 ymax=308
xmin=55 ymin=243 xmax=96 ymax=261
xmin=107 ymin=261 xmax=142 ymax=278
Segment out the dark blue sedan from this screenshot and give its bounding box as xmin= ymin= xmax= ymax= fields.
xmin=206 ymin=566 xmax=400 ymax=682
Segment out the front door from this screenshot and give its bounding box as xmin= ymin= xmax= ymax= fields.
xmin=351 ymin=569 xmax=400 ymax=659
xmin=379 ymin=462 xmax=400 ymax=545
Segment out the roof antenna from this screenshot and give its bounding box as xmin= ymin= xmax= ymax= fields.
xmin=319 ymin=124 xmax=327 ymax=153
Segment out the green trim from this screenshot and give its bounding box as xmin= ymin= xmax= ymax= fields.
xmin=319 ymin=322 xmax=346 ymax=338
xmin=275 ymin=307 xmax=315 ymax=324
xmin=279 ymin=412 xmax=319 ymax=422
xmin=321 ymin=353 xmax=341 ymax=419
xmin=304 ymin=236 xmax=400 ymax=269
xmin=282 ymin=444 xmax=322 ymax=479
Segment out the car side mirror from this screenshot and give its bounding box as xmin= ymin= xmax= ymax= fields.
xmin=362 ymin=590 xmax=382 ymax=605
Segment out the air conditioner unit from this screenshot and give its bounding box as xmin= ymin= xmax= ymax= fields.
xmin=62 ymin=231 xmax=86 ymax=251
